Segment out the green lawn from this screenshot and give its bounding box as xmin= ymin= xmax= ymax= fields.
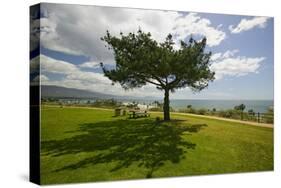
xmin=40 ymin=106 xmax=273 ymax=185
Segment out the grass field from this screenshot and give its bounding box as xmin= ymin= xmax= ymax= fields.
xmin=40 ymin=106 xmax=273 ymax=185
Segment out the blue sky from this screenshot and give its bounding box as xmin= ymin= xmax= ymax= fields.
xmin=30 ymin=3 xmax=274 ymax=100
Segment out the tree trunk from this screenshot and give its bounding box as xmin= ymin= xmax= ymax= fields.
xmin=163 ymin=89 xmax=170 ymax=121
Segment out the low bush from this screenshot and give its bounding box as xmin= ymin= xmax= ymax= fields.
xmin=197 ymin=108 xmax=208 ymax=115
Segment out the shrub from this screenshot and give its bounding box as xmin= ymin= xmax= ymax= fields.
xmin=248 ymin=109 xmax=255 ymax=115
xmin=187 ymin=107 xmax=197 ymax=114
xmin=197 ymin=108 xmax=207 ymax=115
xmin=264 ymin=107 xmax=274 ymax=123
xmin=218 ymin=109 xmax=240 ymax=119
xmin=218 ymin=110 xmax=226 ymax=117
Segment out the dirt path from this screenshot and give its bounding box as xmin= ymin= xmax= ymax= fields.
xmin=43 ymin=105 xmax=273 ymax=128
xmin=42 ymin=105 xmax=113 ymax=111
xmin=171 ymin=112 xmax=273 ymax=128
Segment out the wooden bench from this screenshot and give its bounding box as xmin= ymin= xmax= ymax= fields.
xmin=128 ymin=110 xmax=150 ymax=119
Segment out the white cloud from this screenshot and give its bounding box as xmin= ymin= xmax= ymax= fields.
xmin=38 ymin=55 xmax=163 ymax=97
xmin=40 ymin=55 xmax=110 ymax=85
xmin=211 ymin=49 xmax=239 ymax=61
xmin=40 ymin=55 xmax=77 ymax=74
xmin=36 ymin=4 xmax=226 ymax=64
xmin=210 ymin=50 xmax=265 ymax=80
xmin=221 ymin=49 xmax=239 ymax=58
xmin=32 ymin=74 xmax=50 ymax=82
xmin=172 ymin=13 xmax=226 ymax=47
xmin=79 ymin=61 xmax=100 ymax=69
xmin=229 ymin=16 xmax=269 ymax=34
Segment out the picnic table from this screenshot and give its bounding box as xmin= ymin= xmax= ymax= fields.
xmin=114 ymin=107 xmax=126 ymax=116
xmin=128 ymin=110 xmax=150 ymax=119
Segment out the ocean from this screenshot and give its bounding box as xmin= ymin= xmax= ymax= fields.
xmin=124 ymin=99 xmax=273 ymax=113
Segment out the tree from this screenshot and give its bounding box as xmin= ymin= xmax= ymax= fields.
xmin=152 ymin=100 xmax=163 ymax=109
xmin=234 ymin=104 xmax=246 ymax=120
xmin=234 ymin=104 xmax=246 ymax=111
xmin=248 ymin=109 xmax=254 ymax=115
xmin=100 ymin=29 xmax=215 ymax=121
xmin=264 ymin=107 xmax=274 ymax=123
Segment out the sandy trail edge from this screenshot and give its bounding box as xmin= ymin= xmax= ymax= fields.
xmin=170 ymin=112 xmax=273 ymax=128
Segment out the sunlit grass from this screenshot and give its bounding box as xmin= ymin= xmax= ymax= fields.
xmin=40 ymin=106 xmax=273 ymax=185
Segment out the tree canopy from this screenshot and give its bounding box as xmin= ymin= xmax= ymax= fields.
xmin=100 ymin=29 xmax=215 ymax=120
xmin=234 ymin=104 xmax=246 ymax=111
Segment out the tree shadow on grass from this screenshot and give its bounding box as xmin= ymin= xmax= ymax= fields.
xmin=41 ymin=119 xmax=207 ymax=178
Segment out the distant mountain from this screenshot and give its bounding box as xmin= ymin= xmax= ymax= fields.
xmin=41 ymin=85 xmax=117 ymax=99
xmin=40 ymin=85 xmax=160 ymax=100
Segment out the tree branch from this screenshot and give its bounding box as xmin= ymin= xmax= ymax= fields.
xmin=144 ymin=78 xmax=162 ymax=86
xmin=167 ymin=76 xmax=179 ymax=88
xmin=134 ymin=72 xmax=162 ymax=87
